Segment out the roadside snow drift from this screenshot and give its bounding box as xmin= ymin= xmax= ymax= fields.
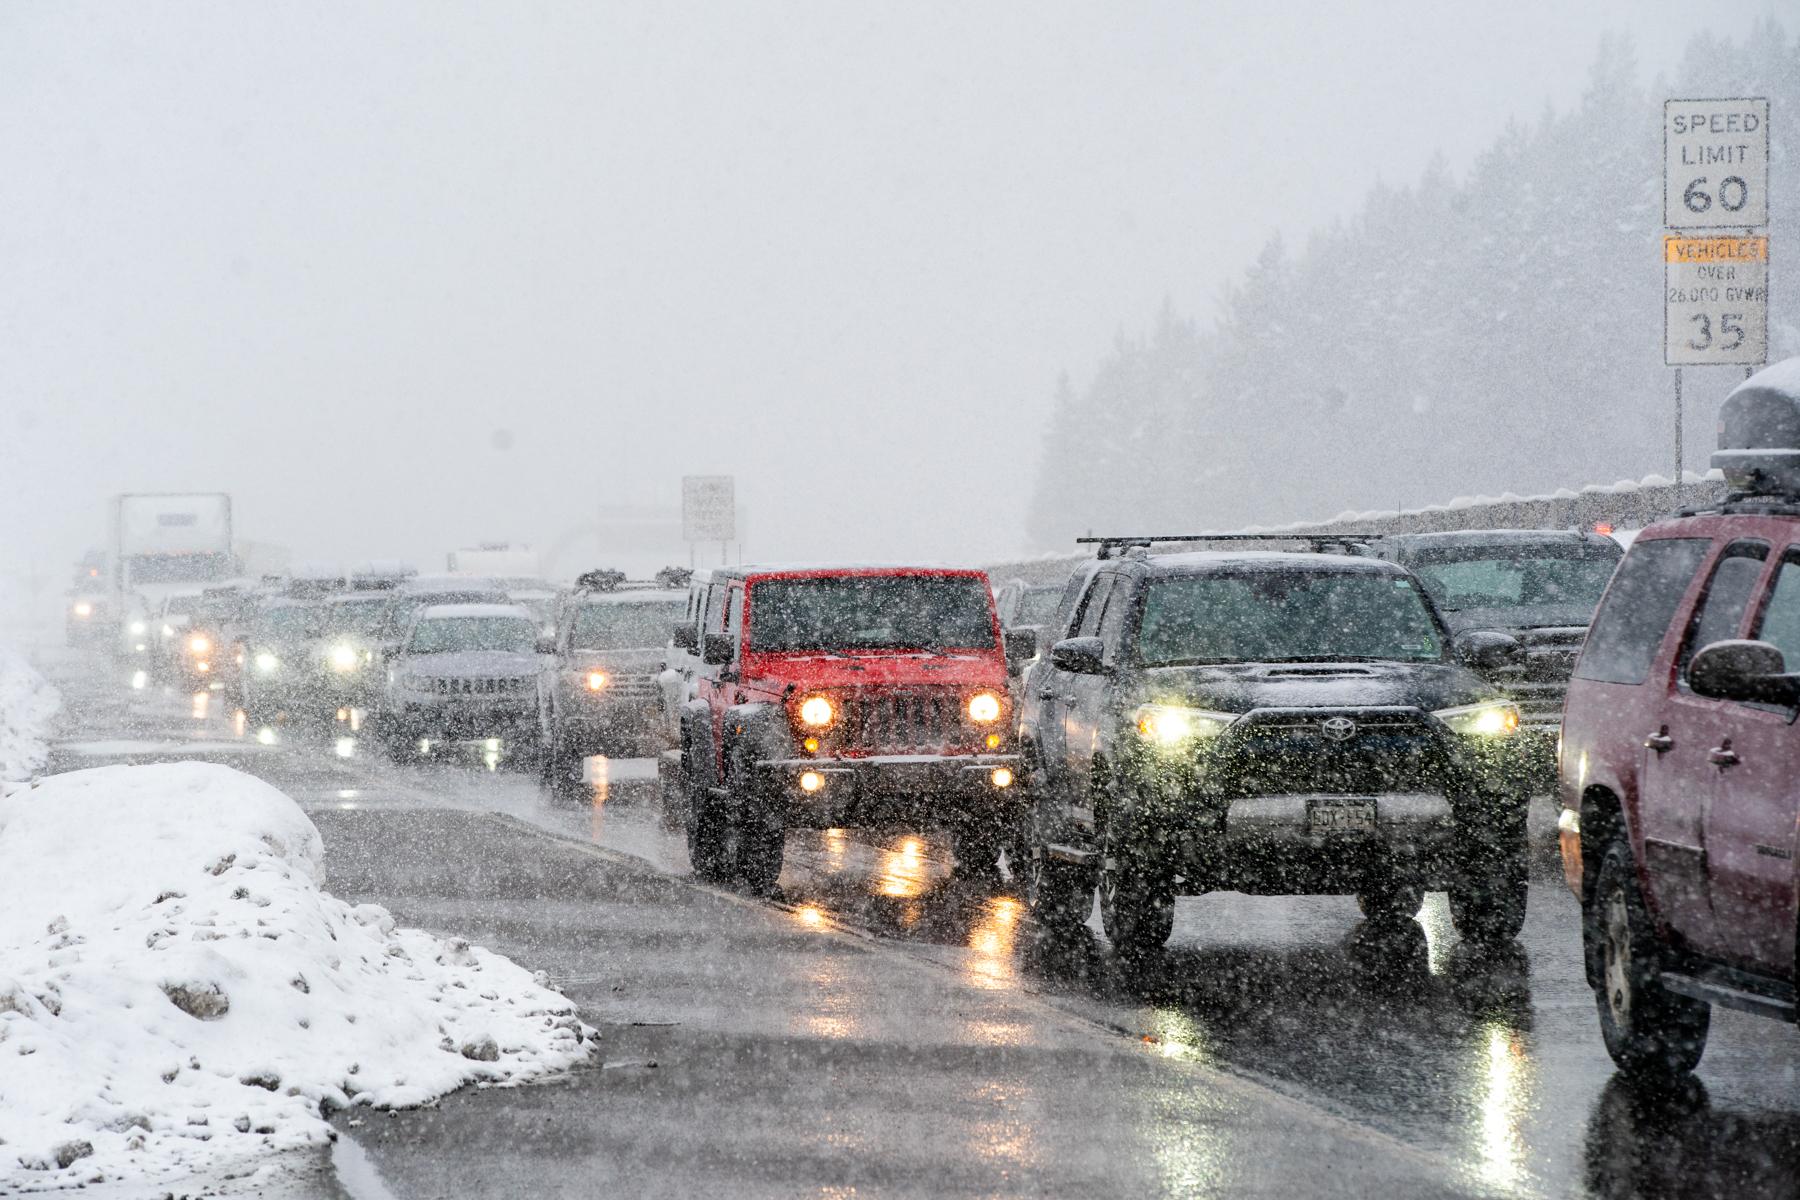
xmin=0 ymin=763 xmax=593 ymax=1189
xmin=0 ymin=645 xmax=60 ymax=781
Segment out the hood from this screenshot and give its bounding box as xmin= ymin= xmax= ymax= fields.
xmin=745 ymin=649 xmax=1006 ymax=690
xmin=401 ymin=650 xmax=542 ymax=677
xmin=1136 ymin=660 xmax=1498 ymax=715
xmin=1437 ymin=604 xmax=1595 ymax=635
xmin=566 ymin=647 xmax=665 ymax=674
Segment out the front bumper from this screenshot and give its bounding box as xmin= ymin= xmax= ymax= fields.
xmin=1200 ymin=791 xmax=1460 ymax=892
xmin=756 ymin=753 xmax=1023 ymax=829
xmin=392 ymin=698 xmax=537 ymax=739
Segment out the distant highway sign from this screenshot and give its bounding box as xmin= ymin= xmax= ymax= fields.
xmin=1665 ymin=98 xmax=1769 ymax=230
xmin=1664 ymin=235 xmax=1768 ymax=367
xmin=681 ymin=475 xmax=736 ymax=542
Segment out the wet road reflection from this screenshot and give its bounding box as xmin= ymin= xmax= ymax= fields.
xmin=51 ymin=666 xmax=1800 ymax=1200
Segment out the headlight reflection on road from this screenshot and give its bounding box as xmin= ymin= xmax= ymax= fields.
xmin=877 ymin=836 xmax=929 ymax=898
xmin=190 ymin=691 xmax=209 ymax=720
xmin=964 ymin=897 xmax=1020 ymax=994
xmin=1476 ymin=1022 xmax=1532 ymax=1193
xmin=586 ymin=755 xmax=611 ymax=842
xmin=1416 ymin=891 xmax=1454 ymax=976
xmin=255 ymin=726 xmax=277 ymax=746
xmin=334 ymin=737 xmax=356 ymax=759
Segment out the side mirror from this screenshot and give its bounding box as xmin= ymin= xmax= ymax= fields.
xmin=1004 ymin=627 xmax=1038 ymax=674
xmin=702 ymin=632 xmax=736 ymax=666
xmin=1050 ymin=636 xmax=1108 ymax=676
xmin=1689 ymin=639 xmax=1800 ymax=705
xmin=1454 ymin=630 xmax=1524 ymax=672
xmin=672 ymin=624 xmax=699 ymax=652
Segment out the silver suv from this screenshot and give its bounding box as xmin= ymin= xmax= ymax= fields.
xmin=375 ymin=603 xmax=548 ymax=763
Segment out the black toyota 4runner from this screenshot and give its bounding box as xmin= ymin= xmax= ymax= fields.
xmin=1019 ymin=539 xmax=1535 ymax=955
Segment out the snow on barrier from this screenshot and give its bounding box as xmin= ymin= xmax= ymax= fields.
xmin=0 ymin=645 xmax=61 ymax=782
xmin=0 ymin=763 xmax=595 ymax=1189
xmin=990 ymin=470 xmax=1731 ymax=585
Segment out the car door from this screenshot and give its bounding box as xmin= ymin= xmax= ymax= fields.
xmin=1059 ymin=573 xmax=1117 ymax=801
xmin=1705 ymin=542 xmax=1800 ymax=975
xmin=696 ymin=582 xmax=744 ymax=773
xmin=1638 ymin=538 xmax=1768 ymax=957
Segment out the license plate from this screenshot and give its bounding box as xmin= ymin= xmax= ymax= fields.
xmin=1309 ymin=798 xmax=1377 ymax=836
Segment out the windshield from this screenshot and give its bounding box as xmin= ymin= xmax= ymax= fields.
xmin=749 ymin=576 xmax=996 ymax=653
xmin=1408 ymin=550 xmax=1619 ymax=613
xmin=1138 ymin=571 xmax=1445 ymax=666
xmin=325 ymin=598 xmax=390 ymax=636
xmin=162 ymin=595 xmax=199 ymax=615
xmin=571 ymin=601 xmax=682 ymax=650
xmin=407 ymin=616 xmax=537 ymax=654
xmin=1017 ymin=586 xmax=1062 ymax=626
xmin=252 ymin=606 xmax=325 ymax=642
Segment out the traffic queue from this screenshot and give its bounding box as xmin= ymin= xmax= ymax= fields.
xmin=70 ymin=359 xmax=1800 ymax=1082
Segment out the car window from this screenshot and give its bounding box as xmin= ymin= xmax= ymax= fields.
xmin=406 ymin=617 xmax=536 ymax=654
xmin=1050 ymin=569 xmax=1094 ymax=638
xmin=1574 ymin=538 xmax=1711 ymax=685
xmin=1019 ymin=586 xmax=1063 ymax=626
xmin=704 ymin=583 xmax=727 ymax=633
xmin=1677 ymin=542 xmax=1768 ymax=679
xmin=1752 ymin=552 xmax=1800 ymax=671
xmin=1408 ymin=552 xmax=1618 ymax=613
xmin=725 ymin=585 xmax=744 ymax=647
xmin=1098 ymin=577 xmax=1136 ymax=651
xmin=1074 ymin=576 xmax=1114 ymax=638
xmin=570 ymin=601 xmax=684 ymax=650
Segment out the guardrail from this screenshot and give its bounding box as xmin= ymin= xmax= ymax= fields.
xmin=991 ymin=471 xmax=1729 ymax=585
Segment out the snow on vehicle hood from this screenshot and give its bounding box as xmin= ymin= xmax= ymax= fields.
xmin=0 ymin=762 xmax=593 ymax=1189
xmin=0 ymin=645 xmax=61 ymax=782
xmin=400 ymin=649 xmax=543 ymax=677
xmin=1136 ymin=660 xmax=1497 ymax=715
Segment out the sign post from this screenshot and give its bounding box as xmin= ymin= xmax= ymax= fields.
xmin=1663 ymin=97 xmax=1770 ymax=481
xmin=681 ymin=475 xmax=736 ymax=566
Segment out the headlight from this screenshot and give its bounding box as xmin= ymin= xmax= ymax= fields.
xmin=1134 ymin=704 xmax=1234 ymax=748
xmin=586 ymin=671 xmax=608 ymax=691
xmin=189 ymin=635 xmax=211 ymax=655
xmin=129 ymin=621 xmax=147 ymax=635
xmin=1434 ymin=701 xmax=1520 ymax=737
xmin=162 ymin=624 xmax=175 ymax=638
xmin=329 ymin=644 xmax=360 ymax=672
xmin=798 ymin=695 xmax=835 ymax=727
xmin=967 ymin=691 xmax=1004 ymax=723
xmin=72 ymin=602 xmax=93 ymax=618
xmin=254 ymin=651 xmax=280 ymax=674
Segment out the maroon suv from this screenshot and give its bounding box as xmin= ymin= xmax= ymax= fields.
xmin=1559 ymin=359 xmax=1800 ymax=1076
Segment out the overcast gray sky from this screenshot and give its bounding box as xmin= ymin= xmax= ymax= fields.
xmin=0 ymin=0 xmax=1778 ymax=609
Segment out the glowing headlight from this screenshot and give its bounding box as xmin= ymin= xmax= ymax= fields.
xmin=72 ymin=601 xmax=93 ymax=618
xmin=1134 ymin=704 xmax=1233 ymax=748
xmin=1434 ymin=701 xmax=1520 ymax=737
xmin=253 ymin=652 xmax=280 ymax=674
xmin=798 ymin=695 xmax=835 ymax=727
xmin=328 ymin=644 xmax=361 ymax=671
xmin=586 ymin=671 xmax=608 ymax=691
xmin=162 ymin=624 xmax=176 ymax=638
xmin=967 ymin=692 xmax=1004 ymax=723
xmin=129 ymin=621 xmax=147 ymax=635
xmin=188 ymin=635 xmax=211 ymax=655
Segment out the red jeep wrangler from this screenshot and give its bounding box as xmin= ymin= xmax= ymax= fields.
xmin=659 ymin=565 xmax=1025 ymax=895
xmin=1560 ymin=359 xmax=1800 ymax=1076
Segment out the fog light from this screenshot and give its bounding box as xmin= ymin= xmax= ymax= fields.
xmin=799 ymin=771 xmax=825 ymax=793
xmin=586 ymin=671 xmax=608 ymax=691
xmin=985 ymin=733 xmax=1001 ymax=750
xmin=991 ymin=767 xmax=1014 ymax=789
xmin=196 ymin=661 xmax=210 ymax=673
xmin=802 ymin=736 xmax=820 ymax=754
xmin=189 ymin=634 xmax=211 ymax=654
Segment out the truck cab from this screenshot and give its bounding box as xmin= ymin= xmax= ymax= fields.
xmin=660 ymin=565 xmax=1020 ymax=895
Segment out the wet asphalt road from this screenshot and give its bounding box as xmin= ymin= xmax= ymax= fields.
xmin=41 ymin=659 xmax=1800 ymax=1198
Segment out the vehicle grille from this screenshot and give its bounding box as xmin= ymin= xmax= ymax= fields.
xmin=1221 ymin=708 xmax=1449 ymax=797
xmin=607 ymin=673 xmax=660 ymax=700
xmin=1488 ymin=625 xmax=1587 ymax=727
xmin=846 ymin=690 xmax=963 ymax=754
xmin=422 ymin=675 xmax=535 ymax=696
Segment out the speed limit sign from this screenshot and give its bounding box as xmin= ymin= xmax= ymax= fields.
xmin=1665 ymin=98 xmax=1769 ymax=229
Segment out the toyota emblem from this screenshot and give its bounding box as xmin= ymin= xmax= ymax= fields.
xmin=1321 ymin=716 xmax=1357 ymax=742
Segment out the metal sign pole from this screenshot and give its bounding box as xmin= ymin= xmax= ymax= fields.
xmin=1674 ymin=367 xmax=1684 ymax=483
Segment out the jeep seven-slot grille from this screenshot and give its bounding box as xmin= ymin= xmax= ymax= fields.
xmin=847 ymin=691 xmax=960 ymax=753
xmin=423 ymin=675 xmax=533 ymax=696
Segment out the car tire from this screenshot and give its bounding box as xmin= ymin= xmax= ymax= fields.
xmin=726 ymin=742 xmax=784 ymax=898
xmin=952 ymin=825 xmax=1003 ymax=886
xmin=1025 ymin=849 xmax=1094 ymax=940
xmin=1098 ymin=832 xmax=1174 ymax=959
xmin=1589 ymin=838 xmax=1710 ymax=1077
xmin=1449 ymin=812 xmax=1529 ymax=944
xmin=1356 ymin=883 xmax=1424 ymax=922
xmin=656 ymin=749 xmax=689 ymax=831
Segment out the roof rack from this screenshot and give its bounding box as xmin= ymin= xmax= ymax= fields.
xmin=1075 ymin=533 xmax=1381 ymax=560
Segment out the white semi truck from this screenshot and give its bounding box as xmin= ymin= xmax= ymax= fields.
xmin=109 ymin=493 xmax=238 ymax=659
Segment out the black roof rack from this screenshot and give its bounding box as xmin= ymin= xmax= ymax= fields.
xmin=1076 ymin=533 xmax=1381 ymax=560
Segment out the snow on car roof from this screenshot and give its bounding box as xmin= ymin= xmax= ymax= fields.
xmin=576 ymin=589 xmax=687 ymax=605
xmin=400 ymin=575 xmax=503 ymax=593
xmin=1145 ymin=550 xmax=1406 ymax=574
xmin=417 ymin=603 xmax=534 ymax=620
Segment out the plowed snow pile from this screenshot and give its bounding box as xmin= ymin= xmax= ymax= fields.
xmin=0 ymin=645 xmax=60 ymax=781
xmin=0 ymin=763 xmax=594 ymax=1190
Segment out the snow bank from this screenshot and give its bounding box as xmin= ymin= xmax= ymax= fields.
xmin=0 ymin=645 xmax=61 ymax=782
xmin=0 ymin=763 xmax=594 ymax=1190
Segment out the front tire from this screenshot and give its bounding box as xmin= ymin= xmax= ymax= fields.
xmin=725 ymin=743 xmax=784 ymax=898
xmin=1098 ymin=833 xmax=1174 ymax=959
xmin=1449 ymin=809 xmax=1529 ymax=944
xmin=1357 ymin=882 xmax=1424 ymax=922
xmin=1589 ymin=838 xmax=1710 ymax=1077
xmin=1025 ymin=849 xmax=1094 ymax=940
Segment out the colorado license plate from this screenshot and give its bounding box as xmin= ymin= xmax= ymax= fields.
xmin=1309 ymin=798 xmax=1377 ymax=836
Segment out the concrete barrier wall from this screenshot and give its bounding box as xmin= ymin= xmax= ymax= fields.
xmin=988 ymin=472 xmax=1730 ymax=586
